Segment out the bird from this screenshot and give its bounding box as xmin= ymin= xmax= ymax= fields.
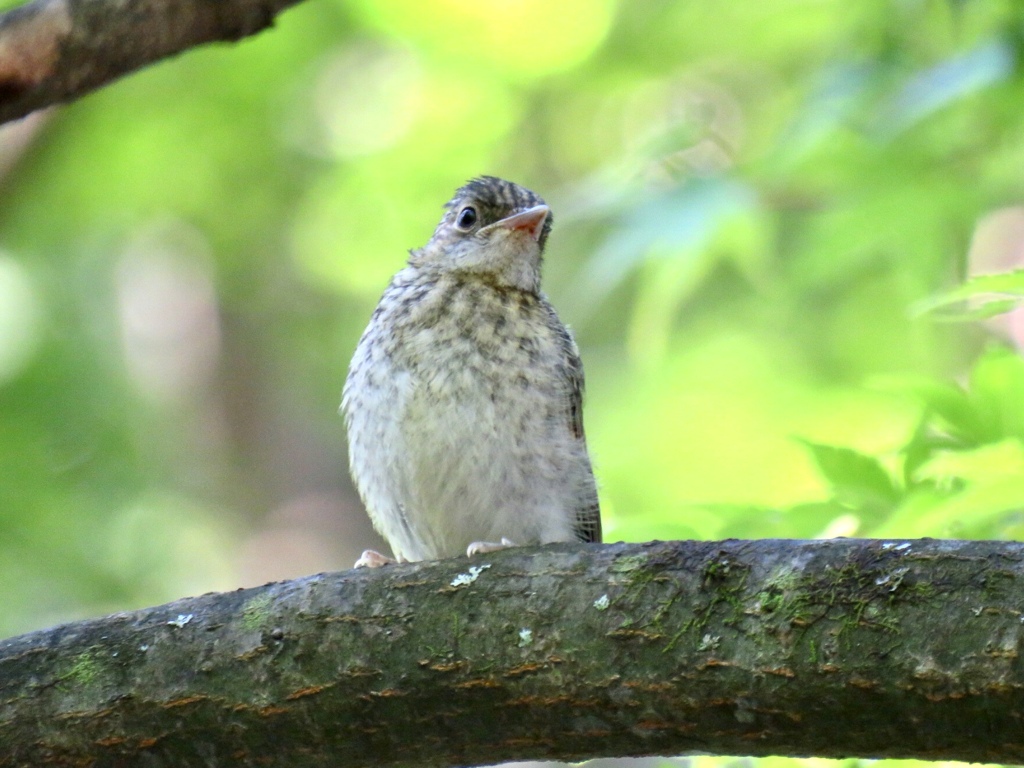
xmin=341 ymin=176 xmax=601 ymax=567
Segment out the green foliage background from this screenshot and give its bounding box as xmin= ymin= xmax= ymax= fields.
xmin=2 ymin=2 xmax=1024 ymax=761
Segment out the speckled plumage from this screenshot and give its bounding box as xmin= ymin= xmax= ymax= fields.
xmin=342 ymin=177 xmax=601 ymax=562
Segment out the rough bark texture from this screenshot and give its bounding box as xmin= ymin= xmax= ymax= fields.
xmin=0 ymin=0 xmax=303 ymax=124
xmin=1 ymin=538 xmax=1023 ymax=766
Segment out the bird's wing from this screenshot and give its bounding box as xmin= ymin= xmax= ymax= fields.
xmin=552 ymin=316 xmax=602 ymax=544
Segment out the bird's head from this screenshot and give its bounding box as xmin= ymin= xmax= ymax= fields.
xmin=410 ymin=176 xmax=552 ymax=293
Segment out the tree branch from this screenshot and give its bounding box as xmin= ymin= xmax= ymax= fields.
xmin=0 ymin=0 xmax=304 ymax=125
xmin=2 ymin=538 xmax=1023 ymax=766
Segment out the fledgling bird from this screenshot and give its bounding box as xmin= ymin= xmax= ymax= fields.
xmin=342 ymin=176 xmax=601 ymax=566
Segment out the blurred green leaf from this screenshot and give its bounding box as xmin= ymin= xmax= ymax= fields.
xmin=875 ymin=40 xmax=1015 ymax=137
xmin=904 ymin=380 xmax=985 ymax=445
xmin=968 ymin=345 xmax=1024 ymax=441
xmin=799 ymin=440 xmax=900 ymax=507
xmin=877 ymin=476 xmax=1024 ymax=537
xmin=914 ymin=439 xmax=1024 ymax=485
xmin=926 ymin=298 xmax=1022 ymax=322
xmin=583 ymin=178 xmax=756 ymax=302
xmin=913 ymin=268 xmax=1024 ymax=318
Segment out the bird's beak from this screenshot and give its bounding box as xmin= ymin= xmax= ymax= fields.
xmin=492 ymin=205 xmax=550 ymax=242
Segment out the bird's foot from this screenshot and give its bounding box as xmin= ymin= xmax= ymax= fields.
xmin=466 ymin=538 xmax=516 ymax=557
xmin=354 ymin=549 xmax=397 ymax=568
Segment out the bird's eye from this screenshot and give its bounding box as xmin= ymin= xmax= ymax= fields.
xmin=455 ymin=206 xmax=477 ymax=231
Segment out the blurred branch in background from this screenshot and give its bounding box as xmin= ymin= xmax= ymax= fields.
xmin=0 ymin=0 xmax=305 ymax=124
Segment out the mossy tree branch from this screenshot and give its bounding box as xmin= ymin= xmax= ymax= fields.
xmin=2 ymin=538 xmax=1023 ymax=766
xmin=0 ymin=0 xmax=304 ymax=125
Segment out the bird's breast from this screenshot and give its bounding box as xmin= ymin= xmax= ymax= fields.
xmin=346 ymin=271 xmax=582 ymax=559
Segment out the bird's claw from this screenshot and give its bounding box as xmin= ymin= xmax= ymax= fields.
xmin=354 ymin=549 xmax=397 ymax=568
xmin=466 ymin=538 xmax=516 ymax=557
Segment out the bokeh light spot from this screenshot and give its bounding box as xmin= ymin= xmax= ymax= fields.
xmin=314 ymin=43 xmax=424 ymax=158
xmin=351 ymin=0 xmax=615 ymax=78
xmin=0 ymin=256 xmax=42 ymax=385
